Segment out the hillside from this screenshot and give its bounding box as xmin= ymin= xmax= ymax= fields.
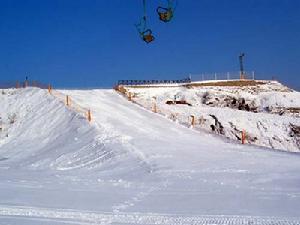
xmin=0 ymin=87 xmax=300 ymax=224
xmin=121 ymin=80 xmax=300 ymax=152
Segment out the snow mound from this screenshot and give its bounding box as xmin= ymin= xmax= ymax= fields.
xmin=0 ymin=88 xmax=146 ymax=172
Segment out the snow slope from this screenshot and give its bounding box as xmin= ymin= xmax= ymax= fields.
xmin=0 ymin=88 xmax=146 ymax=172
xmin=124 ymin=81 xmax=300 ymax=152
xmin=0 ymin=87 xmax=300 ymax=224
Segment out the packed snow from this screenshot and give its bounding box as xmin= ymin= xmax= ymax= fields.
xmin=0 ymin=87 xmax=300 ymax=224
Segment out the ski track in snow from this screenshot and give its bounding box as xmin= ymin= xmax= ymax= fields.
xmin=0 ymin=205 xmax=300 ymax=225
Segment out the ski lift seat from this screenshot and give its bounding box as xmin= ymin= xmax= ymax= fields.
xmin=157 ymin=7 xmax=173 ymax=22
xmin=142 ymin=29 xmax=155 ymax=43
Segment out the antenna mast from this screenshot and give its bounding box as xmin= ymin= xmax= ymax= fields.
xmin=239 ymin=53 xmax=245 ymax=79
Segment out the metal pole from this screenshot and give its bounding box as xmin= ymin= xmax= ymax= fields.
xmin=239 ymin=53 xmax=245 ymax=79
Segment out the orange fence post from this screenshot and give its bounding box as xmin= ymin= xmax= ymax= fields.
xmin=87 ymin=109 xmax=92 ymax=122
xmin=66 ymin=95 xmax=70 ymax=106
xmin=153 ymin=102 xmax=157 ymax=113
xmin=48 ymin=84 xmax=52 ymax=94
xmin=242 ymin=130 xmax=246 ymax=144
xmin=128 ymin=92 xmax=132 ymax=101
xmin=190 ymin=115 xmax=195 ymax=127
xmin=16 ymin=81 xmax=19 ymax=89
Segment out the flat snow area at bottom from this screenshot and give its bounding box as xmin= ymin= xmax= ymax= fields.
xmin=0 ymin=88 xmax=300 ymax=225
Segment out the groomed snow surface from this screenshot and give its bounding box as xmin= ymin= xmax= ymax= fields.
xmin=0 ymin=87 xmax=300 ymax=224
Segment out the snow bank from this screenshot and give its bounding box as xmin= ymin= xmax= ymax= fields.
xmin=259 ymin=92 xmax=300 ymax=109
xmin=124 ymin=81 xmax=300 ymax=152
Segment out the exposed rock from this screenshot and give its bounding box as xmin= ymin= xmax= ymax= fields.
xmin=209 ymin=115 xmax=224 ymax=135
xmin=290 ymin=124 xmax=300 ymax=137
xmin=165 ymin=100 xmax=192 ymax=106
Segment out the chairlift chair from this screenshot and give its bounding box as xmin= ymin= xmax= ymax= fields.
xmin=156 ymin=0 xmax=177 ymax=22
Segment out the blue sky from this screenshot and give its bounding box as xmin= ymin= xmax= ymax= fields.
xmin=0 ymin=0 xmax=299 ymax=89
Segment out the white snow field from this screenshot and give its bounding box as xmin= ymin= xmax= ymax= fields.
xmin=0 ymin=87 xmax=300 ymax=224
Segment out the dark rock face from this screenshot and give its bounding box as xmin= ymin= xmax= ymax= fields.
xmin=202 ymin=92 xmax=209 ymax=104
xmin=209 ymin=115 xmax=224 ymax=135
xmin=289 ymin=124 xmax=300 ymax=148
xmin=165 ymin=100 xmax=192 ymax=106
xmin=290 ymin=124 xmax=300 ymax=137
xmin=202 ymin=93 xmax=258 ymax=113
